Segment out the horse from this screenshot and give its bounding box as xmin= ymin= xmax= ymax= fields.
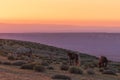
xmin=98 ymin=56 xmax=108 ymax=68
xmin=67 ymin=52 xmax=80 ymax=66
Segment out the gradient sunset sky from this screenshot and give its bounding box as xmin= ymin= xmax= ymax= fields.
xmin=0 ymin=0 xmax=120 ymax=33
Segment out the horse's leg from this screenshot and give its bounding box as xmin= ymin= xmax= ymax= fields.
xmin=70 ymin=59 xmax=72 ymax=65
xmin=99 ymin=62 xmax=102 ymax=68
xmin=102 ymin=63 xmax=104 ymax=67
xmin=73 ymin=59 xmax=76 ymax=66
xmin=69 ymin=59 xmax=72 ymax=65
xmin=102 ymin=62 xmax=104 ymax=67
xmin=71 ymin=59 xmax=73 ymax=65
xmin=78 ymin=57 xmax=81 ymax=66
xmin=74 ymin=59 xmax=76 ymax=66
xmin=75 ymin=59 xmax=77 ymax=66
xmin=76 ymin=60 xmax=79 ymax=66
xmin=71 ymin=59 xmax=74 ymax=66
xmin=104 ymin=62 xmax=108 ymax=67
xmin=68 ymin=58 xmax=70 ymax=65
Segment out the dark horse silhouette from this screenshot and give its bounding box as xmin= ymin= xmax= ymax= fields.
xmin=98 ymin=56 xmax=108 ymax=68
xmin=67 ymin=52 xmax=79 ymax=66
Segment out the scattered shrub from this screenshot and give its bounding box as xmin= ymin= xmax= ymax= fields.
xmin=8 ymin=56 xmax=16 ymax=60
xmin=18 ymin=55 xmax=29 ymax=60
xmin=54 ymin=62 xmax=60 ymax=64
xmin=12 ymin=60 xmax=27 ymax=66
xmin=62 ymin=61 xmax=68 ymax=65
xmin=34 ymin=65 xmax=45 ymax=72
xmin=47 ymin=66 xmax=54 ymax=70
xmin=81 ymin=65 xmax=88 ymax=70
xmin=21 ymin=63 xmax=35 ymax=70
xmin=69 ymin=66 xmax=83 ymax=74
xmin=102 ymin=70 xmax=117 ymax=75
xmin=82 ymin=63 xmax=96 ymax=69
xmin=118 ymin=68 xmax=120 ymax=73
xmin=52 ymin=74 xmax=71 ymax=80
xmin=0 ymin=61 xmax=2 ymax=64
xmin=60 ymin=65 xmax=69 ymax=71
xmin=0 ymin=52 xmax=8 ymax=57
xmin=2 ymin=61 xmax=11 ymax=65
xmin=41 ymin=61 xmax=49 ymax=66
xmin=99 ymin=68 xmax=104 ymax=72
xmin=86 ymin=69 xmax=95 ymax=75
xmin=88 ymin=64 xmax=96 ymax=68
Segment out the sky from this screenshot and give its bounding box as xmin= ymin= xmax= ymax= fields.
xmin=0 ymin=0 xmax=120 ymax=33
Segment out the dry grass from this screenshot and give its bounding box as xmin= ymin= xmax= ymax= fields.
xmin=0 ymin=65 xmax=51 ymax=80
xmin=0 ymin=55 xmax=119 ymax=80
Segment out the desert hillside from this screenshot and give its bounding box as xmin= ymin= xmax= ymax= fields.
xmin=0 ymin=39 xmax=97 ymax=60
xmin=0 ymin=39 xmax=119 ymax=80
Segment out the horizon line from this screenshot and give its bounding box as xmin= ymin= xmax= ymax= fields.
xmin=1 ymin=32 xmax=120 ymax=34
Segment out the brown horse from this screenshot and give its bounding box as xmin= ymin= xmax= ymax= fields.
xmin=67 ymin=52 xmax=79 ymax=66
xmin=98 ymin=56 xmax=108 ymax=68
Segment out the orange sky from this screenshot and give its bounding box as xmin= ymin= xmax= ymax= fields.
xmin=0 ymin=0 xmax=120 ymax=32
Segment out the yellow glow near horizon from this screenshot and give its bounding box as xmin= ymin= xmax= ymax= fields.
xmin=0 ymin=0 xmax=120 ymax=23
